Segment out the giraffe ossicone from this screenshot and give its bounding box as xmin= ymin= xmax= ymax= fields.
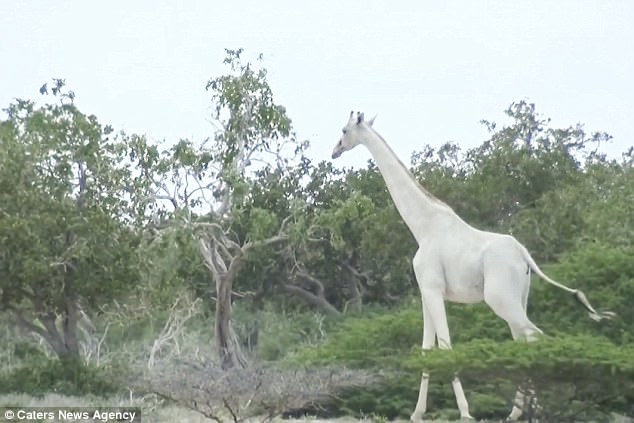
xmin=331 ymin=111 xmax=613 ymax=422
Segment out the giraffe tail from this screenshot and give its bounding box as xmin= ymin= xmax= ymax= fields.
xmin=518 ymin=243 xmax=615 ymax=321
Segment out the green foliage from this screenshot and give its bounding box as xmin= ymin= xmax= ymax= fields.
xmin=2 ymin=55 xmax=632 ymax=420
xmin=231 ymin=306 xmax=332 ymax=361
xmin=292 ymin=305 xmax=420 ymax=369
xmin=10 ymin=342 xmax=48 ymax=361
xmin=580 ymin=162 xmax=634 ymax=248
xmin=290 ymin=306 xmax=425 ymax=420
xmin=138 ymin=226 xmax=210 ymax=309
xmin=316 ymin=191 xmax=377 ymax=251
xmin=292 ymin=289 xmax=634 ymax=420
xmin=411 ymin=100 xmax=622 ymax=262
xmin=202 ymin=48 xmax=300 ymax=213
xmin=207 ymin=49 xmax=292 ymax=149
xmin=470 ymin=102 xmax=588 ymax=228
xmin=292 ymin=302 xmax=511 ymax=370
xmin=531 ymin=243 xmax=634 ymax=344
xmin=337 ymin=376 xmax=418 ymax=420
xmin=0 ymin=355 xmax=119 ymax=397
xmin=406 ymin=336 xmax=634 ymax=421
xmin=0 ymin=79 xmax=147 ymax=358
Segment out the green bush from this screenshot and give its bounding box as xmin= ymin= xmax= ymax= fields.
xmin=0 ymin=353 xmax=120 ymax=397
xmin=406 ymin=335 xmax=634 ymax=421
xmin=10 ymin=342 xmax=49 ymax=361
xmin=291 ymin=305 xmax=458 ymax=419
xmin=231 ymin=306 xmax=337 ymax=361
xmin=531 ymin=244 xmax=634 ymax=344
xmin=291 ymin=306 xmax=421 ymax=368
xmin=292 ymin=301 xmax=634 ymax=421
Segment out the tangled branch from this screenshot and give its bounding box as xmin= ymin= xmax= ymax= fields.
xmin=139 ymin=361 xmax=375 ymax=422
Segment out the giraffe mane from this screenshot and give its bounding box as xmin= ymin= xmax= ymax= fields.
xmin=365 ymin=125 xmax=456 ymax=213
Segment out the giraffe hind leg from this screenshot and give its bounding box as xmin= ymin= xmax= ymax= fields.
xmin=483 ymin=268 xmax=543 ymax=421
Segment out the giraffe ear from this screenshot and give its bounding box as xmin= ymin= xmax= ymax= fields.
xmin=356 ymin=112 xmax=365 ymax=125
xmin=367 ymin=115 xmax=377 ymax=126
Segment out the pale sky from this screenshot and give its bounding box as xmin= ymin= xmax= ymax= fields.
xmin=1 ymin=1 xmax=633 ymax=169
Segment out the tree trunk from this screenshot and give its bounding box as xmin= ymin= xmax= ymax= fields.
xmin=199 ymin=227 xmax=287 ymax=370
xmin=13 ymin=293 xmax=81 ymax=360
xmin=60 ymin=285 xmax=80 ymax=358
xmin=342 ymin=253 xmax=363 ymax=313
xmin=214 ymin=274 xmax=246 ymax=370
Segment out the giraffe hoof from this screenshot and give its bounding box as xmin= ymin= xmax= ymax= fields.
xmin=409 ymin=412 xmax=424 ymax=423
xmin=506 ymin=408 xmax=523 ymax=421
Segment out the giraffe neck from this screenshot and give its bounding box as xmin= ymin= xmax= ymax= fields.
xmin=362 ymin=128 xmax=456 ymax=243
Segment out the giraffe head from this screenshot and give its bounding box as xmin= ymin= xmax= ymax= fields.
xmin=331 ymin=111 xmax=376 ymax=159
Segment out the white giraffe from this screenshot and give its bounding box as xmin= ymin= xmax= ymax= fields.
xmin=331 ymin=111 xmax=612 ymax=421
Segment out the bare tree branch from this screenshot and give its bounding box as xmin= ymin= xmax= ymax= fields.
xmin=152 ymin=194 xmax=179 ymax=210
xmin=296 ymin=271 xmax=326 ymax=297
xmin=342 ymin=260 xmax=374 ymax=286
xmin=284 ymin=271 xmax=340 ymax=316
xmin=283 ymin=285 xmax=340 ymax=316
xmin=138 ymin=361 xmax=375 ymax=422
xmin=148 ymin=292 xmax=202 ymax=369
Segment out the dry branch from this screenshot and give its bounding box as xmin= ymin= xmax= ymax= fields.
xmin=139 ymin=361 xmax=375 ymax=422
xmin=284 ymin=271 xmax=341 ymax=316
xmin=148 ymin=292 xmax=202 ymax=369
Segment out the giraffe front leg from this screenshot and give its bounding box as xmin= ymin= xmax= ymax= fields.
xmin=411 ymin=300 xmax=436 ymax=422
xmin=410 ymin=372 xmax=430 ymax=423
xmin=422 ymin=288 xmax=474 ymax=420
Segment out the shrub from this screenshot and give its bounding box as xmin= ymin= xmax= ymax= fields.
xmin=138 ymin=361 xmax=374 ymax=421
xmin=291 ymin=305 xmax=450 ymax=419
xmin=0 ymin=353 xmax=120 ymax=397
xmin=531 ymin=244 xmax=634 ymax=344
xmin=291 ymin=306 xmax=421 ymax=369
xmin=231 ymin=306 xmax=335 ymax=361
xmin=405 ymin=335 xmax=634 ymax=421
xmin=293 ymin=303 xmax=634 ymax=421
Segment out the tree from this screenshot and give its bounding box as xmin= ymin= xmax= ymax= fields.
xmin=303 ymin=164 xmax=416 ymax=309
xmin=139 ymin=49 xmax=308 ymax=369
xmin=410 ymin=101 xmax=615 ymax=261
xmin=0 ymin=79 xmax=147 ymax=360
